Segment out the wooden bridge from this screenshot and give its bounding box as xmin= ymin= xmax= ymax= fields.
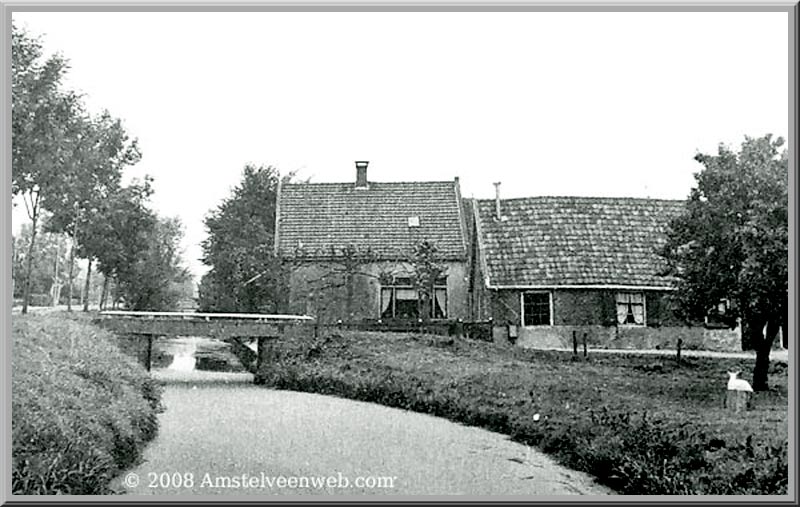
xmin=94 ymin=311 xmax=314 ymax=376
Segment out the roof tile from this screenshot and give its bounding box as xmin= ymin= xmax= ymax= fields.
xmin=476 ymin=196 xmax=684 ymax=288
xmin=278 ymin=181 xmax=466 ymax=260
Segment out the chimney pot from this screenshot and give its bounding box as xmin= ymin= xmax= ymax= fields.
xmin=493 ymin=182 xmax=502 ymax=220
xmin=355 ymin=161 xmax=369 ymax=188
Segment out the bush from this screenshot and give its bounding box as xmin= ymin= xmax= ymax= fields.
xmin=249 ymin=330 xmax=788 ymax=495
xmin=12 ymin=314 xmax=163 ymax=495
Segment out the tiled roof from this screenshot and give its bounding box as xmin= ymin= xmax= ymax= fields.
xmin=277 ymin=180 xmax=467 ymax=260
xmin=475 ymin=196 xmax=685 ymax=288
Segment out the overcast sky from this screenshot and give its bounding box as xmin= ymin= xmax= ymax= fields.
xmin=12 ymin=11 xmax=789 ymax=280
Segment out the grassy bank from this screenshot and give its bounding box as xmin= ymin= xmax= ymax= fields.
xmin=255 ymin=331 xmax=788 ymax=495
xmin=12 ymin=313 xmax=163 ymax=495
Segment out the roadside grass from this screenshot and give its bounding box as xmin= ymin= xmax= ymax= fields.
xmin=255 ymin=331 xmax=788 ymax=495
xmin=12 ymin=313 xmax=163 ymax=495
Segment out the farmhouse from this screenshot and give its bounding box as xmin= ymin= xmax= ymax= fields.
xmin=467 ymin=192 xmax=742 ymax=351
xmin=275 ymin=161 xmax=469 ymax=323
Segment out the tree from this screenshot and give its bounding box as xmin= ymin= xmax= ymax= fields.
xmin=12 ymin=221 xmax=71 ymax=306
xmin=199 ymin=165 xmax=291 ymax=313
xmin=115 ymin=216 xmax=192 ymax=311
xmin=12 ymin=23 xmax=83 ymax=314
xmin=82 ymin=179 xmax=156 ymax=306
xmin=411 ymin=240 xmax=448 ymax=321
xmin=42 ymin=110 xmax=140 ymax=311
xmin=660 ymin=134 xmax=788 ymax=391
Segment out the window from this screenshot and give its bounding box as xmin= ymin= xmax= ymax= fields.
xmin=380 ymin=277 xmax=447 ymax=319
xmin=522 ymin=292 xmax=551 ymax=326
xmin=616 ymin=292 xmax=645 ymax=326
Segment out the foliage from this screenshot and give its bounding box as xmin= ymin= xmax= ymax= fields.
xmin=12 ymin=222 xmax=70 ymax=301
xmin=12 ymin=314 xmax=163 ymax=494
xmin=251 ymin=330 xmax=788 ymax=495
xmin=12 ymin=23 xmax=84 ymax=314
xmin=660 ymin=134 xmax=788 ymax=390
xmin=199 ymin=165 xmax=290 ymax=313
xmin=115 ymin=216 xmax=193 ymax=311
xmin=411 ymin=240 xmax=447 ymax=320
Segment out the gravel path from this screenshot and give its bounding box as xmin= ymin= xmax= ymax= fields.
xmin=112 ymin=370 xmax=613 ymax=497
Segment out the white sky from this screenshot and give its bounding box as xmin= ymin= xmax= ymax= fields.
xmin=11 ymin=11 xmax=790 ymax=280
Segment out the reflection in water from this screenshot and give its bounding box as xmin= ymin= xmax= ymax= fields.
xmin=167 ymin=338 xmax=198 ymax=372
xmin=155 ymin=336 xmax=246 ymax=374
xmin=168 ymin=351 xmax=197 ymax=371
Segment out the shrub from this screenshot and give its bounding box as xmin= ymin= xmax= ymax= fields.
xmin=12 ymin=314 xmax=163 ymax=495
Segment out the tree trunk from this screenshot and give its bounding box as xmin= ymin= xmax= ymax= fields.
xmin=781 ymin=293 xmax=788 ymax=349
xmin=100 ymin=275 xmax=109 ymax=310
xmin=345 ymin=272 xmax=354 ymax=320
xmin=82 ymin=258 xmax=93 ymax=312
xmin=752 ymin=317 xmax=779 ymax=391
xmin=66 ymin=237 xmax=76 ymax=311
xmin=21 ymin=211 xmax=39 ymax=314
xmin=66 ymin=205 xmax=82 ymax=311
xmin=51 ymin=239 xmax=61 ymax=307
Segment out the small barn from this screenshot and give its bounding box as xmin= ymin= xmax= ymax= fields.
xmin=275 ymin=162 xmax=469 ymax=324
xmin=468 ymin=194 xmax=742 ymax=351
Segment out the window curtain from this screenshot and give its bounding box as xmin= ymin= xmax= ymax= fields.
xmin=632 ymin=303 xmax=645 ymax=325
xmin=380 ymin=289 xmax=393 ymax=316
xmin=616 ymin=293 xmax=644 ymax=325
xmin=434 ymin=288 xmax=447 ymax=318
xmin=615 ymin=293 xmax=629 ymax=325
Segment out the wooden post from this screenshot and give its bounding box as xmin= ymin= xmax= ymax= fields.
xmin=145 ymin=334 xmax=153 ymax=372
xmin=676 ymin=338 xmax=682 ymax=365
xmin=726 ymin=390 xmax=749 ymax=413
xmin=583 ymin=332 xmax=588 ymax=357
xmin=572 ymin=330 xmax=578 ymax=356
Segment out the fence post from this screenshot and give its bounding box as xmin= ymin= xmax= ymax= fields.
xmin=572 ymin=330 xmax=578 ymax=356
xmin=676 ymin=338 xmax=682 ymax=365
xmin=583 ymin=332 xmax=588 ymax=358
xmin=145 ymin=334 xmax=153 ymax=372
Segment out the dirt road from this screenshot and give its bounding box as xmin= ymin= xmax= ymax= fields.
xmin=112 ymin=369 xmax=612 ymax=497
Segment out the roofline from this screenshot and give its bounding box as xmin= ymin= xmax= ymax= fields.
xmin=453 ymin=178 xmax=468 ymax=257
xmin=273 ymin=177 xmax=283 ymax=257
xmin=487 ymin=284 xmax=676 ymax=291
xmin=473 ymin=195 xmax=687 ymax=204
xmin=278 ymin=253 xmax=467 ymax=263
xmin=282 ymin=180 xmax=459 ymax=187
xmin=471 ymin=198 xmax=492 ymax=289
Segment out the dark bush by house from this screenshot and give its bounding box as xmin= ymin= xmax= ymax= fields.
xmin=12 ymin=314 xmax=163 ymax=495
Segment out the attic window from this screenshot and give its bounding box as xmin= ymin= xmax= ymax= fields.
xmin=408 ymin=216 xmax=420 ymax=227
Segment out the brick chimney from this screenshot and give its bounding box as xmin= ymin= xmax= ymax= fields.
xmin=493 ymin=181 xmax=502 ymax=220
xmin=355 ymin=161 xmax=369 ymax=188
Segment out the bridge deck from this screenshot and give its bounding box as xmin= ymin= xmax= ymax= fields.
xmin=95 ymin=311 xmax=315 ymax=376
xmin=95 ymin=311 xmax=314 ymax=338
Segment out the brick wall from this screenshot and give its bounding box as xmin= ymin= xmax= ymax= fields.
xmin=288 ymin=260 xmax=468 ymax=323
xmin=487 ymin=288 xmax=742 ymax=352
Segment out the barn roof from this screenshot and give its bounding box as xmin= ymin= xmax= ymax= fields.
xmin=276 ymin=180 xmax=468 ymax=261
xmin=474 ymin=196 xmax=685 ymax=289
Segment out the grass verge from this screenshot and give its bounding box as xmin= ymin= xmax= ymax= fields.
xmin=254 ymin=331 xmax=788 ymax=495
xmin=12 ymin=313 xmax=163 ymax=495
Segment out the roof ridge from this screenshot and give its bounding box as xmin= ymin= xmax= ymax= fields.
xmin=283 ymin=180 xmax=457 ymax=186
xmin=475 ymin=195 xmax=686 ymax=203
